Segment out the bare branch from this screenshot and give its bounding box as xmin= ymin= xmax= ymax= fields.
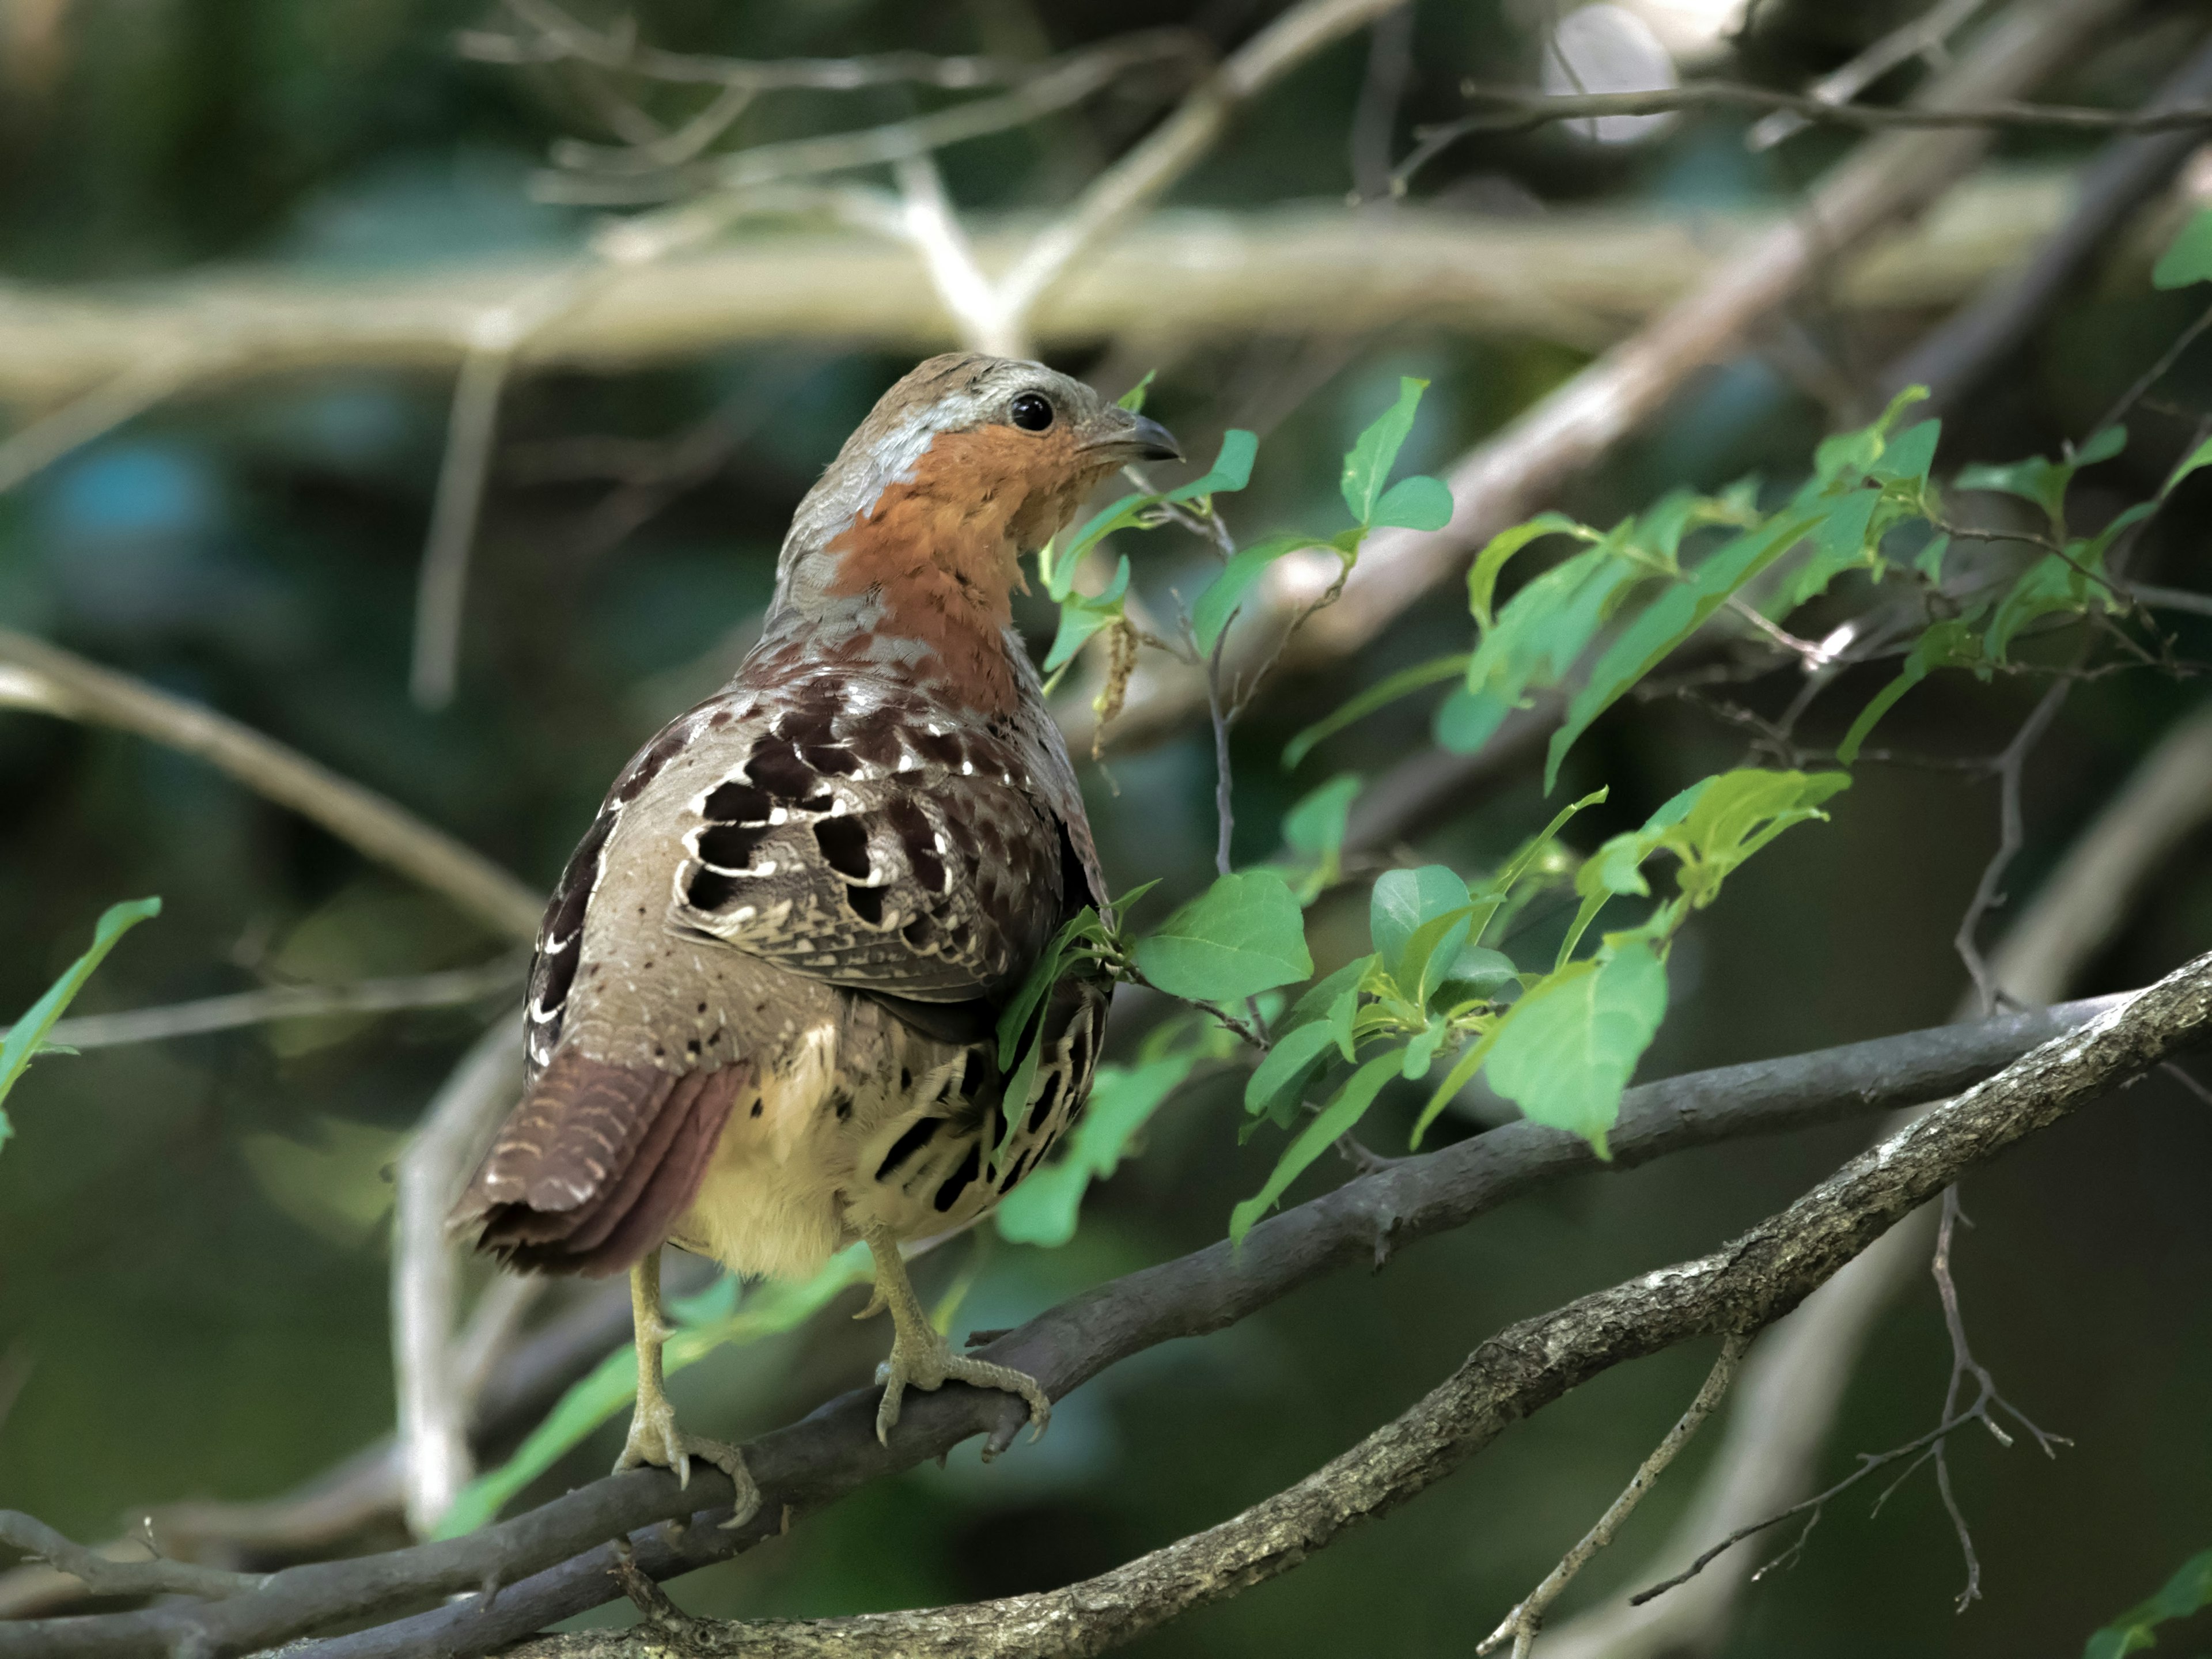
xmin=0 ymin=1513 xmax=270 ymax=1603
xmin=1748 ymin=0 xmax=1994 ymax=150
xmin=539 ymin=32 xmax=1204 ymax=206
xmin=1479 ymin=1334 xmax=1751 ymax=1657
xmin=0 ymin=630 xmax=543 ymax=943
xmin=0 ymin=173 xmax=2097 ymax=412
xmin=394 ymin=1022 xmax=528 ymax=1539
xmin=1956 ymin=676 xmax=2074 ymax=1014
xmin=15 ymin=957 xmax=526 ymax=1051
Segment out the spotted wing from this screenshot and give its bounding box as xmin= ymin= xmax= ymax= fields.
xmin=664 ymin=681 xmax=1089 ymax=1005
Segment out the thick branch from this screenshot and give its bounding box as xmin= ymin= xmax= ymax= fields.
xmin=501 ymin=951 xmax=2212 ymax=1658
xmin=0 ymin=987 xmax=2150 ymax=1659
xmin=0 ymin=177 xmax=2090 ymax=411
xmin=0 ymin=630 xmax=541 ymax=944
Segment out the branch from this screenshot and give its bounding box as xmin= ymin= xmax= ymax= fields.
xmin=1747 ymin=0 xmax=1994 ymax=150
xmin=494 ymin=949 xmax=2212 ymax=1658
xmin=538 ymin=32 xmax=1205 ymax=206
xmin=394 ymin=1024 xmax=528 ymax=1539
xmin=989 ymin=0 xmax=1403 ymax=339
xmin=0 ymin=630 xmax=542 ymax=944
xmin=1479 ymin=1334 xmax=1751 ymax=1657
xmin=15 ymin=957 xmax=525 ymax=1051
xmin=0 ymin=1514 xmax=269 ymax=1604
xmin=0 ymin=987 xmax=2157 ymax=1659
xmin=0 ymin=177 xmax=2093 ymax=410
xmin=1065 ymin=0 xmax=2137 ymax=755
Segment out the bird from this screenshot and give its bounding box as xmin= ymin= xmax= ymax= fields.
xmin=450 ymin=353 xmax=1179 ymax=1524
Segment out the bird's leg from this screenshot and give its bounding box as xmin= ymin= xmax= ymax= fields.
xmin=615 ymin=1248 xmax=761 ymax=1528
xmin=860 ymin=1222 xmax=1051 ymax=1449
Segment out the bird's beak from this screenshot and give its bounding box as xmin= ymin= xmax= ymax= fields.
xmin=1085 ymin=408 xmax=1182 ymax=464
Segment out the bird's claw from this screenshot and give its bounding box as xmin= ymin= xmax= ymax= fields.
xmin=873 ymin=1325 xmax=1051 ymax=1448
xmin=615 ymin=1396 xmax=760 ymax=1530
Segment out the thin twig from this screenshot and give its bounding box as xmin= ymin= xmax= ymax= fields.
xmin=1747 ymin=0 xmax=1993 ymax=150
xmin=539 ymin=33 xmax=1204 ymax=206
xmin=16 ymin=957 xmax=527 ymax=1051
xmin=1956 ymin=675 xmax=2073 ymax=1014
xmin=1400 ymin=82 xmax=2212 ymax=186
xmin=1479 ymin=1333 xmax=1752 ymax=1656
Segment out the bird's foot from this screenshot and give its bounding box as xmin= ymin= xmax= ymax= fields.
xmin=873 ymin=1322 xmax=1051 ymax=1449
xmin=615 ymin=1392 xmax=761 ymax=1531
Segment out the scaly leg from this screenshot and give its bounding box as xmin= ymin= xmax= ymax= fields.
xmin=858 ymin=1222 xmax=1051 ymax=1448
xmin=615 ymin=1248 xmax=760 ymax=1528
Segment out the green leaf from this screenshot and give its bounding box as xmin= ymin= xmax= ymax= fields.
xmin=1368 ymin=865 xmax=1471 ymax=978
xmin=1116 ymin=370 xmax=1156 ymax=412
xmin=1545 ymin=507 xmax=1826 ymax=791
xmin=1483 ymin=942 xmax=1668 ymax=1157
xmin=1133 ymin=869 xmax=1313 ymax=1002
xmin=2083 ymin=1546 xmax=2212 ymax=1659
xmin=1370 ymin=474 xmax=1453 ymax=532
xmin=2153 ymin=207 xmax=2212 ymax=289
xmin=1062 ymin=491 xmax=1149 ymax=569
xmin=1229 ymin=1050 xmax=1402 ymax=1243
xmin=1244 ymin=1021 xmax=1340 ymax=1118
xmin=1191 ymin=533 xmax=1317 ymax=654
xmin=1984 ymin=554 xmax=2094 ymax=663
xmin=1282 ymin=652 xmax=1469 ymax=770
xmin=1282 ymin=956 xmax=1372 ymax=1033
xmin=1954 ymin=430 xmax=2122 ymax=532
xmin=1342 ymin=377 xmax=1429 ymax=524
xmin=1836 ymin=620 xmax=1973 ymax=764
xmin=1869 ymin=418 xmax=1941 ymax=484
xmin=1433 ymin=684 xmax=1510 ymax=755
xmin=1466 ymin=512 xmax=1586 ymax=629
xmin=1468 ymin=543 xmax=1650 ymax=723
xmin=435 ymin=1244 xmax=872 ymax=1537
xmin=1041 ymin=554 xmax=1130 ymax=673
xmin=1166 ymin=429 xmax=1257 ymax=503
xmin=997 ymin=1056 xmax=1196 ymax=1246
xmin=1775 ymin=487 xmax=1880 ymax=613
xmin=1411 ymin=1025 xmax=1503 ymax=1146
xmin=1 ymin=896 xmax=162 ymax=1150
xmin=1283 ymin=773 xmax=1362 ymax=862
xmin=2162 ymin=433 xmax=2212 ymax=497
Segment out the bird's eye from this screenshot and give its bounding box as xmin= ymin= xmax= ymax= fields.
xmin=1010 ymin=392 xmax=1055 ymax=432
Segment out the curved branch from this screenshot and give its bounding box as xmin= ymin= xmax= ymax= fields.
xmin=0 ymin=985 xmax=2149 ymax=1659
xmin=497 ymin=949 xmax=2212 ymax=1658
xmin=0 ymin=630 xmax=543 ymax=944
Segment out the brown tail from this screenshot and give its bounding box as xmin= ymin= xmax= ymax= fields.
xmin=450 ymin=1048 xmax=748 ymax=1277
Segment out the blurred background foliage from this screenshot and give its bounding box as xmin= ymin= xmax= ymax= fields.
xmin=2 ymin=0 xmax=2210 ymax=1653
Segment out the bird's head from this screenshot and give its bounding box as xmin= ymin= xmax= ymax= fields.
xmin=764 ymin=354 xmax=1180 ymax=710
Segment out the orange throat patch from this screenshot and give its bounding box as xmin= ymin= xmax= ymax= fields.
xmin=823 ymin=423 xmax=1102 ymax=715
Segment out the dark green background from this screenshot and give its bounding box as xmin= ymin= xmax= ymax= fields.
xmin=2 ymin=2 xmax=2209 ymax=1653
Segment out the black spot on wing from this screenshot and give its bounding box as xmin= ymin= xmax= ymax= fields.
xmin=847 ymin=884 xmax=885 ymax=926
xmin=688 ymin=869 xmax=741 ymax=911
xmin=698 ymin=821 xmax=771 ymax=870
xmin=613 ymin=724 xmax=688 ymax=805
xmin=813 ymin=816 xmax=871 ymax=879
xmin=746 ymin=743 xmax=816 ymax=800
xmin=703 ymin=782 xmax=772 ymax=823
xmin=1057 ymin=816 xmax=1093 ymax=911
